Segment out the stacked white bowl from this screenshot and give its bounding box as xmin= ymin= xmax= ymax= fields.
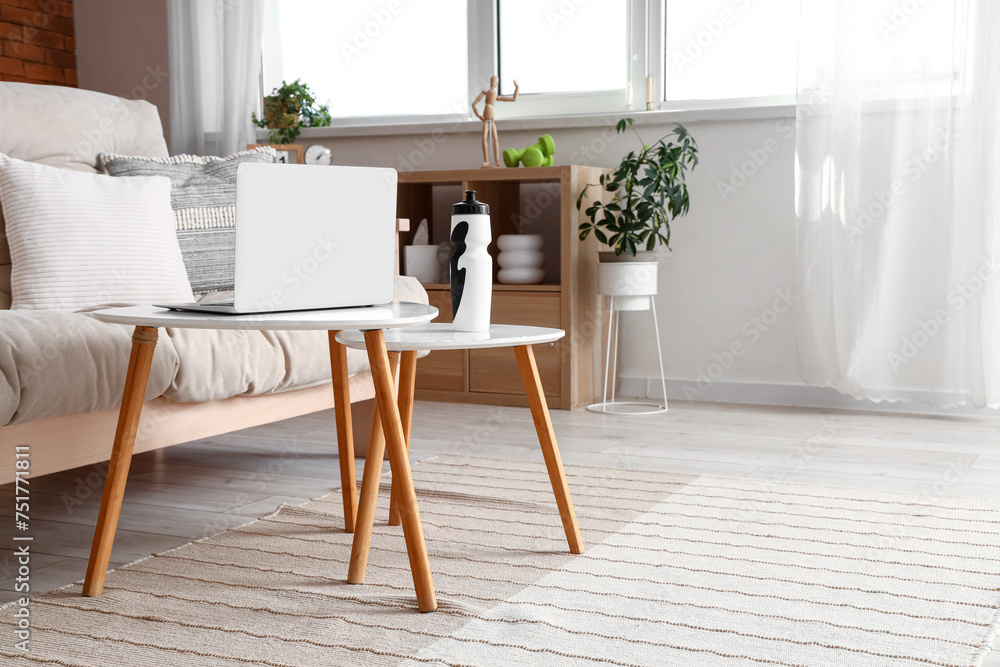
xmin=497 ymin=234 xmax=545 ymax=284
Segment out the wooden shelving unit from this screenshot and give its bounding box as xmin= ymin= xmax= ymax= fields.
xmin=397 ymin=165 xmax=605 ymax=410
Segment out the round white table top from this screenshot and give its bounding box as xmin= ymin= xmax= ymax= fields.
xmin=336 ymin=323 xmax=565 ymax=351
xmin=91 ymin=302 xmax=439 ymax=331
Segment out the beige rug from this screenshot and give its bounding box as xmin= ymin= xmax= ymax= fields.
xmin=2 ymin=454 xmax=1000 ymax=666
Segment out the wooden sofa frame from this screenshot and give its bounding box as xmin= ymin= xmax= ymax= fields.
xmin=0 ymin=220 xmax=410 ymax=484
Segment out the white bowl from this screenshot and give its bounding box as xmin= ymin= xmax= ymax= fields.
xmin=497 ymin=234 xmax=544 ymax=252
xmin=498 ymin=267 xmax=546 ymax=284
xmin=497 ymin=249 xmax=544 ymax=269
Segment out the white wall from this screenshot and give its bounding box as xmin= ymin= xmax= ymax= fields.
xmin=304 ymin=114 xmax=816 ymax=407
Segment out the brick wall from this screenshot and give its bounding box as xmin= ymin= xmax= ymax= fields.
xmin=0 ymin=0 xmax=75 ymax=86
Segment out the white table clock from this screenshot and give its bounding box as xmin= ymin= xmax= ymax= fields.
xmin=305 ymin=144 xmax=332 ymax=165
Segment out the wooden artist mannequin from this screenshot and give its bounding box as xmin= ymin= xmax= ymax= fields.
xmin=472 ymin=75 xmax=519 ymax=168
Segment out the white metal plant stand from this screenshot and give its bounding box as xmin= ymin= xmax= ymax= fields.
xmin=587 ymin=293 xmax=668 ymax=415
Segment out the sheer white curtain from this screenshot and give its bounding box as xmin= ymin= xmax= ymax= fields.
xmin=795 ymin=0 xmax=1000 ymax=407
xmin=168 ymin=0 xmax=264 ymax=156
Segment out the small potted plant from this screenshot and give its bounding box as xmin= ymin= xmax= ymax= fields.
xmin=576 ymin=118 xmax=698 ymax=308
xmin=252 ymin=79 xmax=332 ymax=145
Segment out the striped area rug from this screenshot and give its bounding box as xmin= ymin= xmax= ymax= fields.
xmin=2 ymin=454 xmax=999 ymax=666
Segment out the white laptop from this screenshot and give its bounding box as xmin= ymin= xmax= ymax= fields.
xmin=159 ymin=162 xmax=397 ymax=315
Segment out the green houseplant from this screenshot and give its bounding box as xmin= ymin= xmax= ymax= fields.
xmin=576 ymin=118 xmax=698 ymax=308
xmin=252 ymin=79 xmax=332 ymax=145
xmin=576 ymin=118 xmax=698 ymax=257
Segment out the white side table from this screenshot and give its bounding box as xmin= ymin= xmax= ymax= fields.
xmin=336 ymin=323 xmax=585 ymax=585
xmin=87 ymin=302 xmax=441 ymax=611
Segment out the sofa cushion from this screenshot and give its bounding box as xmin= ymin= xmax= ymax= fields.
xmin=0 ymin=310 xmax=180 ymax=426
xmin=0 ymin=276 xmax=430 ymax=427
xmin=0 ymin=269 xmax=9 ymax=310
xmin=0 ymin=83 xmax=168 ymax=173
xmin=0 ymin=82 xmax=169 ymax=309
xmin=100 ymin=147 xmax=278 ymax=293
xmin=0 ymin=155 xmax=194 ymax=310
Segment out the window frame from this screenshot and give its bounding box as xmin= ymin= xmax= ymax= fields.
xmin=261 ymin=0 xmax=807 ymax=128
xmin=656 ymin=0 xmax=801 ymax=110
xmin=489 ymin=0 xmax=646 ymax=118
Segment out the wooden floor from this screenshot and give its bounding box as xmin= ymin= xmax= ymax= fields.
xmin=1 ymin=399 xmax=999 ymax=661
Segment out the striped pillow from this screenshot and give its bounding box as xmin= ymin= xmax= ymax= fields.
xmin=0 ymin=154 xmax=194 ymax=310
xmin=100 ymin=147 xmax=278 ymax=293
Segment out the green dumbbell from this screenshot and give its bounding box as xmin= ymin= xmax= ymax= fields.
xmin=503 ymin=134 xmax=556 ymax=168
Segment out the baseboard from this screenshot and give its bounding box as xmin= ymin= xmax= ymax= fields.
xmin=617 ymin=375 xmax=1000 ymax=417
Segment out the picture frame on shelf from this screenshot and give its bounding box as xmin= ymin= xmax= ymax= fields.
xmin=247 ymin=144 xmax=303 ymax=165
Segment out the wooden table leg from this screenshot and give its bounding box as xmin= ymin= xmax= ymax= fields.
xmin=348 ymin=351 xmax=399 ymax=583
xmin=388 ymin=350 xmax=418 ymax=526
xmin=348 ymin=395 xmax=385 ymax=584
xmin=328 ymin=331 xmax=358 ymax=533
xmin=365 ymin=352 xmax=400 ymax=477
xmin=354 ymin=330 xmax=436 ymax=612
xmin=83 ymin=326 xmax=158 ymax=596
xmin=514 ymin=344 xmax=585 ymax=555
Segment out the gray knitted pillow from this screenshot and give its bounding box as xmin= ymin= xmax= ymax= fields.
xmin=100 ymin=146 xmax=277 ymax=293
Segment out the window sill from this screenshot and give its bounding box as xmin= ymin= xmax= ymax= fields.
xmin=280 ymin=103 xmax=796 ymax=140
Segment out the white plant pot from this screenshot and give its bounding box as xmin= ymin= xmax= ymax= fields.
xmin=597 ymin=259 xmax=657 ymax=311
xmin=404 ymin=245 xmax=441 ymax=283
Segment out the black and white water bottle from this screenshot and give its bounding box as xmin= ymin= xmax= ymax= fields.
xmin=450 ymin=190 xmax=492 ymax=332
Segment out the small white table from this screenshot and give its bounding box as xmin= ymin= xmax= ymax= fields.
xmin=86 ymin=302 xmax=441 ymax=611
xmin=336 ymin=323 xmax=584 ymax=585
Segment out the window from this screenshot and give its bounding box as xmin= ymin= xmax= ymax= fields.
xmin=662 ymin=0 xmax=799 ymax=103
xmin=497 ymin=0 xmax=627 ymax=95
xmin=263 ymin=0 xmax=469 ymax=119
xmin=266 ymin=0 xmax=876 ymax=124
xmin=659 ymin=0 xmax=966 ymax=105
xmin=263 ymin=0 xmax=646 ymax=123
xmin=803 ymin=0 xmax=965 ymax=94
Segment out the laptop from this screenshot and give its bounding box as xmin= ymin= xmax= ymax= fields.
xmin=158 ymin=162 xmax=398 ymax=315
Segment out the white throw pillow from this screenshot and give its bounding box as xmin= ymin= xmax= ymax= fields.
xmin=0 ymin=154 xmax=194 ymax=310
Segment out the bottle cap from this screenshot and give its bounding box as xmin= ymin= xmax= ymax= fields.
xmin=452 ymin=190 xmax=490 ymax=216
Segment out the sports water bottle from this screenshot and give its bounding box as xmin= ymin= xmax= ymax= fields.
xmin=450 ymin=190 xmax=492 ymax=331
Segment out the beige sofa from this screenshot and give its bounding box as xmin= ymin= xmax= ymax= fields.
xmin=0 ymin=83 xmax=425 ymax=483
